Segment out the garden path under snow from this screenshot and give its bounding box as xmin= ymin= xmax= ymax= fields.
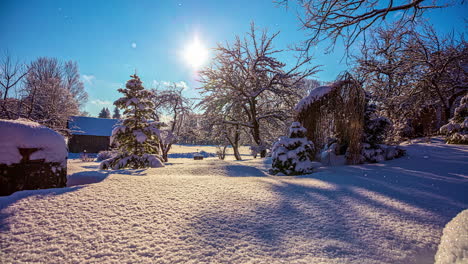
xmin=1 ymin=139 xmax=467 ymax=263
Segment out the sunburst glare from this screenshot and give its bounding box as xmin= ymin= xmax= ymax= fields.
xmin=182 ymin=36 xmax=209 ymax=69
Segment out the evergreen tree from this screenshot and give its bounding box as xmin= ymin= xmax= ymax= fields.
xmin=360 ymin=93 xmax=405 ymax=162
xmin=112 ymin=107 xmax=121 ymax=119
xmin=270 ymin=122 xmax=316 ymax=175
xmin=100 ymin=74 xmax=164 ymax=169
xmin=98 ymin=107 xmax=111 ymax=118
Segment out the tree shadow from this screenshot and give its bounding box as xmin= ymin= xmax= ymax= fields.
xmin=224 ymin=164 xmax=269 ymax=177
xmin=186 ymin=143 xmax=468 ymax=262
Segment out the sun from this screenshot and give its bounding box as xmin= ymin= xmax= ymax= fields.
xmin=182 ymin=37 xmax=209 ymax=69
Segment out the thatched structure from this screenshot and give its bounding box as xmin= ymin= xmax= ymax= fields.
xmin=295 ymin=73 xmax=366 ymax=164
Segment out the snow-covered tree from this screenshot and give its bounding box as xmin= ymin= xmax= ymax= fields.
xmin=360 ymin=93 xmax=397 ymax=163
xmin=112 ymin=107 xmax=121 ymax=119
xmin=98 ymin=107 xmax=111 ymax=118
xmin=355 ymin=24 xmax=467 ymax=139
xmin=363 ymin=94 xmax=391 ymax=147
xmin=100 ymin=74 xmax=164 ymax=170
xmin=270 ymin=122 xmax=316 ymax=175
xmin=22 ymin=57 xmax=82 ymax=132
xmin=199 ymin=23 xmax=318 ymax=157
xmin=440 ymin=94 xmax=468 ymax=144
xmin=151 ymin=83 xmax=191 ymax=162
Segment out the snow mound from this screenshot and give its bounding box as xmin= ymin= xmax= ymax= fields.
xmin=295 ymin=85 xmax=336 ymax=112
xmin=168 ymin=151 xmax=216 ymax=159
xmin=435 ymin=209 xmax=468 ymax=264
xmin=0 ymin=119 xmax=67 ymax=165
xmin=100 ymin=153 xmax=164 ymax=170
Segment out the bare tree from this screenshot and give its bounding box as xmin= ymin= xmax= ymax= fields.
xmin=152 ymin=83 xmax=192 ymax=162
xmin=62 ymin=61 xmax=88 ymax=108
xmin=354 ymin=23 xmax=467 ymax=139
xmin=22 ymin=57 xmax=80 ymax=131
xmin=199 ymin=23 xmax=318 ymax=157
xmin=408 ymin=25 xmax=468 ymax=123
xmin=0 ymin=53 xmax=29 ymax=119
xmin=278 ymin=0 xmax=457 ymax=52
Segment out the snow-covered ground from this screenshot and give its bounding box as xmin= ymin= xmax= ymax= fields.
xmin=1 ymin=139 xmax=467 ymax=263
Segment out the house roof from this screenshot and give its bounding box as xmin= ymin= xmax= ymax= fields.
xmin=68 ymin=116 xmax=120 ymax=137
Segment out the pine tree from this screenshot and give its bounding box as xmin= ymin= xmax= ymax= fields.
xmin=112 ymin=107 xmax=121 ymax=119
xmin=270 ymin=122 xmax=316 ymax=175
xmin=100 ymin=74 xmax=164 ymax=169
xmin=360 ymin=93 xmax=405 ymax=162
xmin=98 ymin=107 xmax=111 ymax=118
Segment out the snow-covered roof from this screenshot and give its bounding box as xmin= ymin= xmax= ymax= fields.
xmin=0 ymin=119 xmax=67 ymax=165
xmin=68 ymin=116 xmax=120 ymax=137
xmin=295 ymin=85 xmax=336 ymax=112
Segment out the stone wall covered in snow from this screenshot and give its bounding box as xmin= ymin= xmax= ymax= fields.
xmin=0 ymin=119 xmax=67 ymax=196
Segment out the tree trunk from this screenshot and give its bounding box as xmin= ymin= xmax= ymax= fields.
xmin=249 ymin=98 xmax=266 ymax=158
xmin=232 ymin=145 xmax=242 ymax=160
xmin=226 ymin=125 xmax=242 ymax=160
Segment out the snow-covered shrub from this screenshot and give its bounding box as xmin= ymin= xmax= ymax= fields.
xmin=440 ymin=94 xmax=468 ymax=144
xmin=96 ymin=150 xmax=117 ymax=161
xmin=270 ymin=122 xmax=317 ymax=175
xmin=80 ymin=152 xmax=94 ymax=162
xmin=250 ymin=144 xmax=269 ymax=159
xmin=0 ymin=119 xmax=67 ymax=195
xmin=320 ymin=141 xmax=346 ymax=166
xmin=363 ymin=94 xmax=391 ymax=146
xmin=434 ymin=209 xmax=468 ymax=264
xmin=100 ymin=153 xmax=164 ymax=170
xmin=100 ymin=74 xmax=164 ymax=170
xmin=360 ymin=94 xmax=405 ymax=162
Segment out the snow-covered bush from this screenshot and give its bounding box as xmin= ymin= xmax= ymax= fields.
xmin=250 ymin=144 xmax=268 ymax=159
xmin=440 ymin=94 xmax=468 ymax=144
xmin=320 ymin=140 xmax=346 ymax=166
xmin=80 ymin=152 xmax=94 ymax=162
xmin=270 ymin=122 xmax=317 ymax=175
xmin=434 ymin=209 xmax=468 ymax=264
xmin=96 ymin=150 xmax=117 ymax=161
xmin=99 ymin=74 xmax=164 ymax=170
xmin=360 ymin=94 xmax=405 ymax=162
xmin=100 ymin=153 xmax=164 ymax=170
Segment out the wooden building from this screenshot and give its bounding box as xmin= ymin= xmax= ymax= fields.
xmin=67 ymin=116 xmax=119 ymax=153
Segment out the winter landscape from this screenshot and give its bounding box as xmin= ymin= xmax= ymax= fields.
xmin=1 ymin=1 xmax=467 ymax=263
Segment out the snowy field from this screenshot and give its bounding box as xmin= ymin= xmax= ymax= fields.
xmin=1 ymin=139 xmax=467 ymax=263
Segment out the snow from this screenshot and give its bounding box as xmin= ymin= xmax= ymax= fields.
xmin=168 ymin=151 xmax=217 ymax=159
xmin=68 ymin=116 xmax=119 ymax=137
xmin=133 ymin=130 xmax=147 ymax=143
xmin=435 ymin=209 xmax=468 ymax=264
xmin=0 ymin=138 xmax=467 ymax=263
xmin=295 ymin=85 xmax=336 ymax=112
xmin=0 ymin=119 xmax=67 ymax=165
xmin=99 ymin=154 xmax=164 ymax=170
xmin=320 ymin=144 xmax=347 ymax=166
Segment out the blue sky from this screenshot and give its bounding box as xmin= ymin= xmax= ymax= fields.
xmin=1 ymin=0 xmax=466 ymax=116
